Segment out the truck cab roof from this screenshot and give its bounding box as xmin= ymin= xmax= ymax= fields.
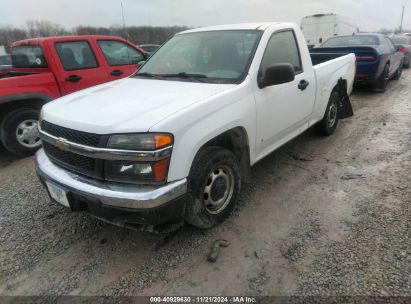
xmin=179 ymin=22 xmax=283 ymax=34
xmin=12 ymin=35 xmax=136 ymax=47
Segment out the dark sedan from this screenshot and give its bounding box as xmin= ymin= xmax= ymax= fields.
xmin=311 ymin=34 xmax=404 ymax=92
xmin=140 ymin=44 xmax=160 ymax=57
xmin=0 ymin=54 xmax=11 ymax=76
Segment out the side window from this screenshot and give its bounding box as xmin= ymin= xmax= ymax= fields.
xmin=55 ymin=41 xmax=98 ymax=71
xmin=260 ymin=30 xmax=302 ymax=76
xmin=98 ymin=40 xmax=144 ymax=66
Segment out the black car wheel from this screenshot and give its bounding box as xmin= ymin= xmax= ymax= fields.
xmin=404 ymin=54 xmax=410 ymax=69
xmin=315 ymin=91 xmax=340 ymax=136
xmin=185 ymin=146 xmax=241 ymax=229
xmin=393 ymin=63 xmax=403 ymax=80
xmin=0 ymin=108 xmax=41 ymax=157
xmin=374 ymin=64 xmax=390 ymax=92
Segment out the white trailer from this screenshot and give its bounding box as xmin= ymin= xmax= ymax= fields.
xmin=301 ymin=13 xmax=359 ymax=48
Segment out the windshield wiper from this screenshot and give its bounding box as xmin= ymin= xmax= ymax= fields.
xmin=160 ymin=72 xmax=209 ymax=81
xmin=133 ymin=72 xmax=164 ymax=79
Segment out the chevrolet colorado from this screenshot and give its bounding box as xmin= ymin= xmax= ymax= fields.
xmin=36 ymin=23 xmax=355 ymax=232
xmin=0 ymin=36 xmax=146 ymax=156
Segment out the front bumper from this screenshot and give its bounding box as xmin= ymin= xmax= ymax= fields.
xmin=35 ymin=149 xmax=187 ymax=229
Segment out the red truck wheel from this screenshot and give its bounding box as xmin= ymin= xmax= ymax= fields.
xmin=0 ymin=108 xmax=41 ymax=157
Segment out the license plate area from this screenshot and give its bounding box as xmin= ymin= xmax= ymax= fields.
xmin=46 ymin=181 xmax=70 ymax=207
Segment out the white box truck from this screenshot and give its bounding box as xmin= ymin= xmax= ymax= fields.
xmin=301 ymin=13 xmax=359 ymax=48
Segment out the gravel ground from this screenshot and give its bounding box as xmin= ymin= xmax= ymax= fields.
xmin=0 ymin=71 xmax=410 ymax=298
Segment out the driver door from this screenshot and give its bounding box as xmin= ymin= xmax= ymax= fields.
xmin=254 ymin=30 xmax=316 ymax=157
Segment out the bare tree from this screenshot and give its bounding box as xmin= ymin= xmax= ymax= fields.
xmin=0 ymin=20 xmax=188 ymax=52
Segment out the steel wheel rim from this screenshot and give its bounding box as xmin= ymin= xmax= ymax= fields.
xmin=203 ymin=164 xmax=235 ymax=215
xmin=327 ymin=100 xmax=338 ymax=128
xmin=16 ymin=119 xmax=41 ymax=148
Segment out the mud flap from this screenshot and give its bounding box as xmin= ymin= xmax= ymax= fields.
xmin=338 ymin=79 xmax=354 ymax=119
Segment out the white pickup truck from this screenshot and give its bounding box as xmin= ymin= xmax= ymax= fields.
xmin=36 ymin=23 xmax=355 ymax=232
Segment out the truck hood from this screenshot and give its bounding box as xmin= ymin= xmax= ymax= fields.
xmin=43 ymin=78 xmax=235 ymax=134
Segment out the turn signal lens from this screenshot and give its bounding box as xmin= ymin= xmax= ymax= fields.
xmin=155 ymin=135 xmax=172 ymax=149
xmin=153 ymin=159 xmax=170 ymax=182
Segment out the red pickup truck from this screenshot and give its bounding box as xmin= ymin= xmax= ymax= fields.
xmin=0 ymin=36 xmax=147 ymax=156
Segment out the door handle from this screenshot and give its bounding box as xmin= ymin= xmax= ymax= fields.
xmin=298 ymin=80 xmax=309 ymax=91
xmin=65 ymin=75 xmax=82 ymax=82
xmin=110 ymin=70 xmax=124 ymax=76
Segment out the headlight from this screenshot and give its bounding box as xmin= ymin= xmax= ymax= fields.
xmin=106 ymin=133 xmax=173 ymax=184
xmin=105 ymin=159 xmax=169 ymax=184
xmin=108 ymin=133 xmax=172 ymax=151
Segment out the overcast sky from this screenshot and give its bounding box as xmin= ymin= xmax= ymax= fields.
xmin=1 ymin=0 xmax=410 ymax=31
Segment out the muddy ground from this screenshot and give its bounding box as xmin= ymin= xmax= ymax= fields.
xmin=0 ymin=71 xmax=410 ymax=298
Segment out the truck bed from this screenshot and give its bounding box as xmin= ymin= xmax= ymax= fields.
xmin=310 ymin=52 xmax=349 ymax=66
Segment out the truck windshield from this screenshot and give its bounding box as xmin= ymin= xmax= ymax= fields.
xmin=135 ymin=30 xmax=262 ymax=83
xmin=11 ymin=46 xmax=48 ymax=68
xmin=321 ymin=35 xmax=379 ymax=47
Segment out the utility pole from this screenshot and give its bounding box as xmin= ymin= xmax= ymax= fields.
xmin=400 ymin=5 xmax=405 ymax=33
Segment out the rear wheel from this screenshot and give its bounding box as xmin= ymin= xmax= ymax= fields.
xmin=0 ymin=108 xmax=41 ymax=157
xmin=374 ymin=64 xmax=390 ymax=92
xmin=315 ymin=91 xmax=340 ymax=136
xmin=185 ymin=146 xmax=241 ymax=229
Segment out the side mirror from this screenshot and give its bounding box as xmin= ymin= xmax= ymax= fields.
xmin=259 ymin=63 xmax=295 ymax=88
xmin=137 ymin=60 xmax=146 ymax=67
xmin=395 ymin=45 xmax=402 ymax=52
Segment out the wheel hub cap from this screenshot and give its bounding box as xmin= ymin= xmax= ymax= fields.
xmin=16 ymin=119 xmax=41 ymax=148
xmin=328 ymin=102 xmax=338 ymax=128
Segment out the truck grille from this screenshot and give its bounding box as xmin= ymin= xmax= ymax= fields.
xmin=41 ymin=121 xmax=101 ymax=147
xmin=41 ymin=121 xmax=104 ymax=179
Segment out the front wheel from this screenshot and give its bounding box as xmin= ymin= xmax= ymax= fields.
xmin=315 ymin=91 xmax=340 ymax=136
xmin=0 ymin=108 xmax=41 ymax=157
xmin=393 ymin=63 xmax=403 ymax=80
xmin=185 ymin=146 xmax=241 ymax=229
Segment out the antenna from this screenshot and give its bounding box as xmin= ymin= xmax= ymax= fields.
xmin=400 ymin=6 xmax=405 ymax=33
xmin=121 ymin=2 xmax=127 ymax=36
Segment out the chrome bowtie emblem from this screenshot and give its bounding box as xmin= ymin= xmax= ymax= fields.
xmin=55 ymin=138 xmax=69 ymax=151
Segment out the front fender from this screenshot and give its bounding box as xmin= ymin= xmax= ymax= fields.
xmin=150 ymin=79 xmax=256 ymax=182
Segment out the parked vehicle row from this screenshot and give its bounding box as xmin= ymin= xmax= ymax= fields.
xmin=311 ymin=33 xmax=404 ymax=92
xmin=0 ymin=21 xmax=406 ymax=232
xmin=35 ymin=22 xmax=356 ymax=232
xmin=0 ymin=36 xmax=147 ymax=156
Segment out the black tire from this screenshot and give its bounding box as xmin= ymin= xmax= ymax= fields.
xmin=185 ymin=146 xmax=241 ymax=229
xmin=404 ymin=54 xmax=410 ymax=69
xmin=374 ymin=64 xmax=390 ymax=92
xmin=315 ymin=91 xmax=340 ymax=136
xmin=392 ymin=63 xmax=403 ymax=80
xmin=0 ymin=108 xmax=41 ymax=157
